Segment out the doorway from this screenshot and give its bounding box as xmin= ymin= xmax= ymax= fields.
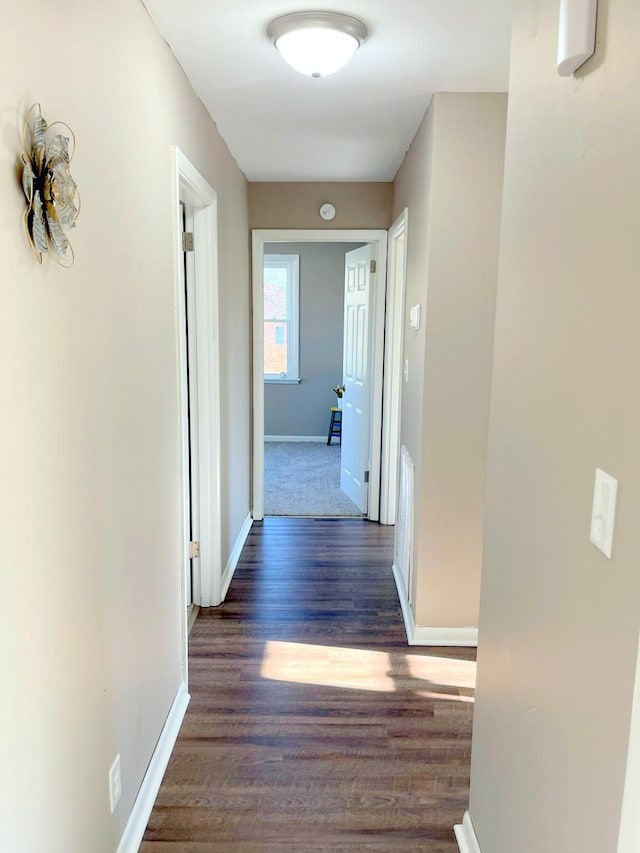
xmin=172 ymin=147 xmax=223 ymax=683
xmin=252 ymin=229 xmax=388 ymax=522
xmin=180 ymin=200 xmax=199 ymax=621
xmin=262 ymin=240 xmax=366 ymax=518
xmin=380 ymin=209 xmax=409 ymax=525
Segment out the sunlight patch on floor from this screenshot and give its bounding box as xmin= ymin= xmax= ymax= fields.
xmin=260 ymin=640 xmax=476 ymax=701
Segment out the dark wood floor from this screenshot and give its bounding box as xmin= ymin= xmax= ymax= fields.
xmin=141 ymin=518 xmax=475 ymax=852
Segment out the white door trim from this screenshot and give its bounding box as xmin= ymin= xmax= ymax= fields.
xmin=182 ymin=203 xmax=199 ymax=611
xmin=341 ymin=244 xmax=376 ymax=513
xmin=454 ymin=811 xmax=482 ymax=853
xmin=380 ymin=209 xmax=409 ymax=525
xmin=251 ymin=229 xmax=388 ymax=522
xmin=172 ymin=148 xmax=223 ymax=664
xmin=618 ymin=626 xmax=640 ymax=851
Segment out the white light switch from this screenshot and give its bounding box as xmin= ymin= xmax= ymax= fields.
xmin=590 ymin=468 xmax=618 ymax=559
xmin=109 ymin=754 xmax=122 ymax=814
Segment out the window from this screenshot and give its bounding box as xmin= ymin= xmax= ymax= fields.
xmin=264 ymin=254 xmax=300 ymax=382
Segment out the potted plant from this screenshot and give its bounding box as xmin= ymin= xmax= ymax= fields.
xmin=333 ymin=384 xmax=345 ymax=409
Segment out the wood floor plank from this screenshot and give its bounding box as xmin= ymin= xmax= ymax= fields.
xmin=141 ymin=518 xmax=475 ymax=851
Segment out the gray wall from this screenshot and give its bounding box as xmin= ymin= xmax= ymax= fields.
xmin=468 ymin=0 xmax=640 ymax=850
xmin=264 ymin=242 xmax=363 ymax=437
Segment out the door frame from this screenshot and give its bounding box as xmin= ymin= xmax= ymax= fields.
xmin=251 ymin=229 xmax=388 ymax=522
xmin=172 ymin=147 xmax=222 ymax=681
xmin=618 ymin=627 xmax=640 ymax=851
xmin=380 ymin=209 xmax=409 ymax=525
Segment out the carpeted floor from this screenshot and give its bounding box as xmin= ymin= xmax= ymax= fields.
xmin=264 ymin=441 xmax=363 ymax=517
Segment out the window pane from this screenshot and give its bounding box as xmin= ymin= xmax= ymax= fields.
xmin=264 ymin=268 xmax=288 ymax=321
xmin=263 ymin=253 xmax=299 ymax=381
xmin=264 ymin=320 xmax=288 ymax=375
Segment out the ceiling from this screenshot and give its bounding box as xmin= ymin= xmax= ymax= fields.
xmin=142 ymin=0 xmax=512 ymax=182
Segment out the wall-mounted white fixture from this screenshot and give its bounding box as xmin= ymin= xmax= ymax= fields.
xmin=267 ymin=11 xmax=368 ymax=78
xmin=319 ymin=202 xmax=336 ymax=221
xmin=557 ymin=0 xmax=598 ymax=76
xmin=108 ymin=754 xmax=122 ymax=814
xmin=590 ymin=468 xmax=618 ymax=559
xmin=409 ymin=304 xmax=421 ymax=330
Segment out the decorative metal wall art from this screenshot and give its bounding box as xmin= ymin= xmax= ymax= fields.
xmin=21 ymin=103 xmax=79 ymax=267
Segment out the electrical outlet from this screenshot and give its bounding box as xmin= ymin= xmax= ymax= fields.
xmin=109 ymin=754 xmax=122 ymax=814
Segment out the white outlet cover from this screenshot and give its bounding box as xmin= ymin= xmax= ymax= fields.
xmin=109 ymin=754 xmax=122 ymax=814
xmin=590 ymin=468 xmax=618 ymax=559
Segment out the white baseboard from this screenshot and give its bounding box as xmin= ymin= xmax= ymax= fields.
xmin=392 ymin=564 xmax=478 ymax=647
xmin=413 ymin=625 xmax=478 ymax=646
xmin=264 ymin=435 xmax=327 ymax=442
xmin=454 ymin=811 xmax=482 ymax=853
xmin=220 ymin=513 xmax=252 ymax=601
xmin=117 ymin=682 xmax=190 ymax=853
xmin=392 ymin=563 xmax=415 ymax=642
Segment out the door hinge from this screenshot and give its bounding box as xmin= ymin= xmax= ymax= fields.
xmin=364 ymin=470 xmax=370 ymax=483
xmin=189 ymin=540 xmax=200 ymax=559
xmin=369 ymin=259 xmax=377 ymax=274
xmin=182 ymin=231 xmax=194 ymax=252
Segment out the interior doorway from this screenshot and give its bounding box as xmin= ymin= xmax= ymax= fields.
xmin=180 ymin=200 xmax=199 ymax=617
xmin=380 ymin=209 xmax=409 ymax=525
xmin=172 ymin=147 xmax=223 ymax=682
xmin=262 ymin=240 xmax=367 ymax=518
xmin=252 ymin=228 xmax=389 ymax=522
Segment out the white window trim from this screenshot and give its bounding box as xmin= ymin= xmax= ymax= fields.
xmin=263 ymin=253 xmax=300 ymax=382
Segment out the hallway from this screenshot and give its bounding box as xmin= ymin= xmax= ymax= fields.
xmin=141 ymin=518 xmax=476 ymax=851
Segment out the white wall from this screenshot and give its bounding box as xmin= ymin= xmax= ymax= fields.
xmin=468 ymin=0 xmax=640 ymax=850
xmin=0 ymin=1 xmax=250 ymax=850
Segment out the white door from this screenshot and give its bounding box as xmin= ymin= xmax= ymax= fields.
xmin=180 ymin=202 xmax=200 ymax=609
xmin=380 ymin=209 xmax=408 ymax=524
xmin=341 ymin=244 xmax=375 ymax=513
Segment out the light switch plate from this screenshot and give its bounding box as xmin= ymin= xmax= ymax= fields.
xmin=590 ymin=468 xmax=618 ymax=559
xmin=109 ymin=754 xmax=122 ymax=814
xmin=409 ymin=304 xmax=421 ymax=330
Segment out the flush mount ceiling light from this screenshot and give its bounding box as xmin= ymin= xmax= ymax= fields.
xmin=267 ymin=11 xmax=368 ymax=78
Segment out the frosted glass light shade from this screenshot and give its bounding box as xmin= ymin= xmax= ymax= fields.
xmin=267 ymin=12 xmax=368 ymax=78
xmin=276 ymin=28 xmax=358 ymax=77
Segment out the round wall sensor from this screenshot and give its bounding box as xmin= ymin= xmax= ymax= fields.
xmin=319 ymin=203 xmax=336 ymax=221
